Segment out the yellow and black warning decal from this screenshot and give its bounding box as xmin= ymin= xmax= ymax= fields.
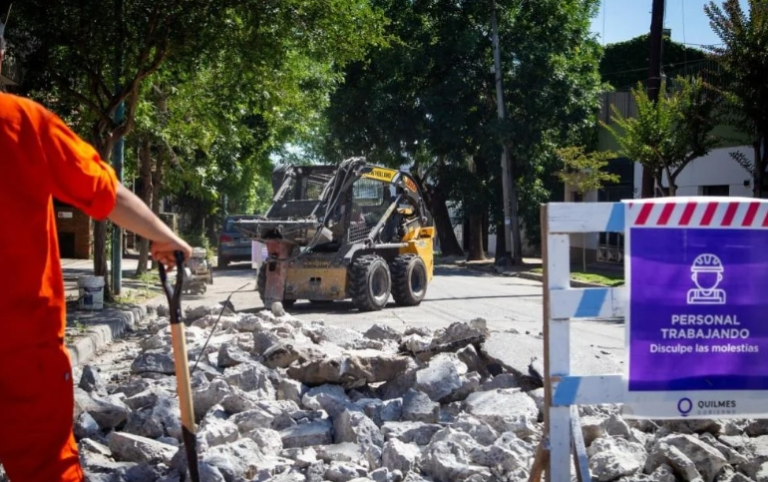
xmin=362 ymin=167 xmax=397 ymax=183
xmin=403 ymin=176 xmax=417 ymax=192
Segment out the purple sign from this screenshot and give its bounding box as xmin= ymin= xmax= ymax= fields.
xmin=629 ymin=227 xmax=768 ymax=392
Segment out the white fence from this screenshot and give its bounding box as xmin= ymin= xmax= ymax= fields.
xmin=540 ymin=197 xmax=768 ymax=482
xmin=540 ymin=202 xmax=626 ymax=482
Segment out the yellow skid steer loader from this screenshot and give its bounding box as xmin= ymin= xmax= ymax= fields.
xmin=234 ymin=157 xmax=436 ymax=311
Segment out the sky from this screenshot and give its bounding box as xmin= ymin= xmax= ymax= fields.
xmin=589 ymin=0 xmax=750 ymax=48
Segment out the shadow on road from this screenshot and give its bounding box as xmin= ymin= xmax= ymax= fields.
xmin=215 ymin=263 xmax=255 ymax=272
xmin=422 ymin=293 xmax=539 ymax=302
xmin=239 ymin=299 xmax=419 ymax=317
xmin=587 ymin=317 xmax=625 ymax=325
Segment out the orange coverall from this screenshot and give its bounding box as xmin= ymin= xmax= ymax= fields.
xmin=0 ymin=92 xmax=118 ymax=482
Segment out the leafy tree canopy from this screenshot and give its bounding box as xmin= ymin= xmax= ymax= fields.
xmin=321 ymin=0 xmax=604 ymax=256
xmin=705 ymin=0 xmax=768 ymax=196
xmin=600 ymin=33 xmax=708 ymax=91
xmin=602 ymin=76 xmax=720 ymax=196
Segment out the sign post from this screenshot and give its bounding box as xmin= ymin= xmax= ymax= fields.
xmin=623 ymin=197 xmax=768 ymax=419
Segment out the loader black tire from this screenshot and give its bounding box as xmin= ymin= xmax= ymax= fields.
xmin=257 ymin=264 xmax=295 ymax=309
xmin=349 ymin=254 xmax=391 ymax=312
xmin=257 ymin=263 xmax=267 ymax=300
xmin=391 ymin=254 xmax=428 ymax=306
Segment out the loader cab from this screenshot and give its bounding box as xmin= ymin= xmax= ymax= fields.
xmin=267 ymin=165 xmax=337 ymax=219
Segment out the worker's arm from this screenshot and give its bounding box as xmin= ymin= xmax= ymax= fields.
xmin=107 ymin=184 xmax=192 ymax=267
xmin=40 ymin=106 xmax=191 ymax=267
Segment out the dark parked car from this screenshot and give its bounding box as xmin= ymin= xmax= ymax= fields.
xmin=217 ymin=214 xmax=256 ymax=268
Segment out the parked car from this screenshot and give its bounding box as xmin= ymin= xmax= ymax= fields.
xmin=217 ymin=214 xmax=257 ymax=268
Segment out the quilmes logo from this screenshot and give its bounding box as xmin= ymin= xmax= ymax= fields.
xmin=677 ymin=397 xmax=693 ymax=417
xmin=677 ymin=397 xmax=737 ymax=417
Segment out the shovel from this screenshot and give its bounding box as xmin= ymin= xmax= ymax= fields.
xmin=158 ymin=251 xmax=200 ymax=482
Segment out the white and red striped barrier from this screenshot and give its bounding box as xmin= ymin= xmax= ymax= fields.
xmin=628 ymin=197 xmax=768 ymax=228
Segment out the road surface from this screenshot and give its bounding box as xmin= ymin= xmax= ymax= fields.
xmin=147 ymin=261 xmax=626 ymax=378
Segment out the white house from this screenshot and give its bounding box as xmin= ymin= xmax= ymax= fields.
xmin=566 ymin=91 xmax=754 ymax=266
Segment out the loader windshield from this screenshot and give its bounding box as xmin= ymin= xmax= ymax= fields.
xmin=282 ymin=172 xmax=333 ymax=202
xmin=267 ymin=166 xmax=337 ymax=219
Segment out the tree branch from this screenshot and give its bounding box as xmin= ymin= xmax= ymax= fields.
xmin=52 ymin=73 xmax=115 ymax=128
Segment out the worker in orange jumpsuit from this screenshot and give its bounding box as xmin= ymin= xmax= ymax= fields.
xmin=0 ymin=24 xmax=192 ymax=482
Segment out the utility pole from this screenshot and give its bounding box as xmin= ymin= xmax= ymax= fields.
xmin=491 ymin=0 xmax=516 ymax=267
xmin=641 ymin=0 xmax=665 ymax=198
xmin=111 ymin=0 xmax=124 ymax=295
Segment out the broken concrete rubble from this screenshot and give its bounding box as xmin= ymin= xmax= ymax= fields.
xmin=60 ymin=309 xmax=547 ymax=482
xmin=30 ymin=306 xmax=768 ymax=482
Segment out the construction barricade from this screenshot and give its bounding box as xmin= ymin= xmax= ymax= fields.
xmin=538 ymin=197 xmax=768 ymax=482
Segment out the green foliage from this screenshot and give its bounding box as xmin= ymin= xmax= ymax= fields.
xmin=600 ymin=34 xmax=708 ymax=90
xmin=7 ymin=0 xmax=387 ymax=218
xmin=322 ymin=0 xmax=604 ymax=254
xmin=555 ymin=146 xmax=620 ymax=194
xmin=704 ymin=0 xmax=768 ymax=194
xmin=181 ymin=230 xmax=214 ymax=260
xmin=602 ymin=76 xmax=719 ymax=195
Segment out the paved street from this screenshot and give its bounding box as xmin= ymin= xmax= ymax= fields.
xmin=62 ymin=257 xmax=626 ymax=377
xmin=150 ymin=260 xmax=627 ymax=378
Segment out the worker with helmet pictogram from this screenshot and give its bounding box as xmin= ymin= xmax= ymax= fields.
xmin=687 ymin=253 xmax=727 ymax=305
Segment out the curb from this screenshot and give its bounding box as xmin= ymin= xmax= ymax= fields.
xmin=509 ymin=270 xmax=615 ymax=288
xmin=66 ymin=305 xmax=146 ymax=366
xmin=452 ymin=260 xmax=615 ymax=288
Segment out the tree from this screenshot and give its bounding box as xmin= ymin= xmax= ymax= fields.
xmin=602 ymin=76 xmax=719 ymax=196
xmin=556 ymin=147 xmax=620 ymax=195
xmin=9 ymin=1 xmax=387 ymax=285
xmin=10 ymin=0 xmax=234 ymax=296
xmin=556 ymin=146 xmax=619 ymax=271
xmin=137 ymin=1 xmax=388 ymax=250
xmin=322 ymin=0 xmax=604 ymax=261
xmin=599 ymin=34 xmax=708 ymax=90
xmin=705 ymin=0 xmax=768 ymax=197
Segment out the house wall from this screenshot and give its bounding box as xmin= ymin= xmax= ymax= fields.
xmin=651 ymin=146 xmax=753 ymax=197
xmin=54 ymin=205 xmax=91 ymax=259
xmin=591 ymin=90 xmax=754 ymax=201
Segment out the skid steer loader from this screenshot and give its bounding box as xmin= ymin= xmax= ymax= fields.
xmin=234 ymin=157 xmax=436 ymax=312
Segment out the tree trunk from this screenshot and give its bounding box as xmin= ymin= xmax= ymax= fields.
xmin=93 ymin=139 xmax=114 ymax=301
xmin=417 ymin=177 xmax=463 ymax=256
xmin=466 ymin=156 xmax=487 ymax=262
xmin=665 ymin=171 xmax=678 ymax=197
xmin=136 ymin=136 xmax=153 ymax=275
xmin=206 ymin=214 xmax=216 ymax=247
xmin=753 ymin=135 xmax=767 ymax=198
xmin=668 ymin=183 xmax=677 ymax=196
xmin=467 ymin=214 xmax=485 ymax=261
xmin=494 ymin=221 xmax=506 ymax=261
xmin=93 ymin=221 xmax=110 ymax=292
xmin=653 ymin=169 xmax=664 ymax=197
xmin=508 ymin=157 xmax=524 ymax=264
xmin=149 ymin=148 xmax=165 ymax=270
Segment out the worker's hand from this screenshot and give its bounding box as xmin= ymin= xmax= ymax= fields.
xmin=151 ymin=237 xmax=193 ymax=270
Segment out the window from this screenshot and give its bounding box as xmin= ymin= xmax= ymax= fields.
xmin=352 ymin=178 xmax=385 ymax=206
xmin=701 ymin=185 xmax=730 ymax=196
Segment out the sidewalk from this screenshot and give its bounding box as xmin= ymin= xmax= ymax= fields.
xmin=439 ymin=255 xmax=619 ymax=288
xmin=62 ymin=257 xmax=141 ymax=297
xmin=62 ymin=257 xmax=147 ymax=366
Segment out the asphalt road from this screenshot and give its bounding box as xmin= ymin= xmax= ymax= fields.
xmin=149 ymin=261 xmax=627 ymax=378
